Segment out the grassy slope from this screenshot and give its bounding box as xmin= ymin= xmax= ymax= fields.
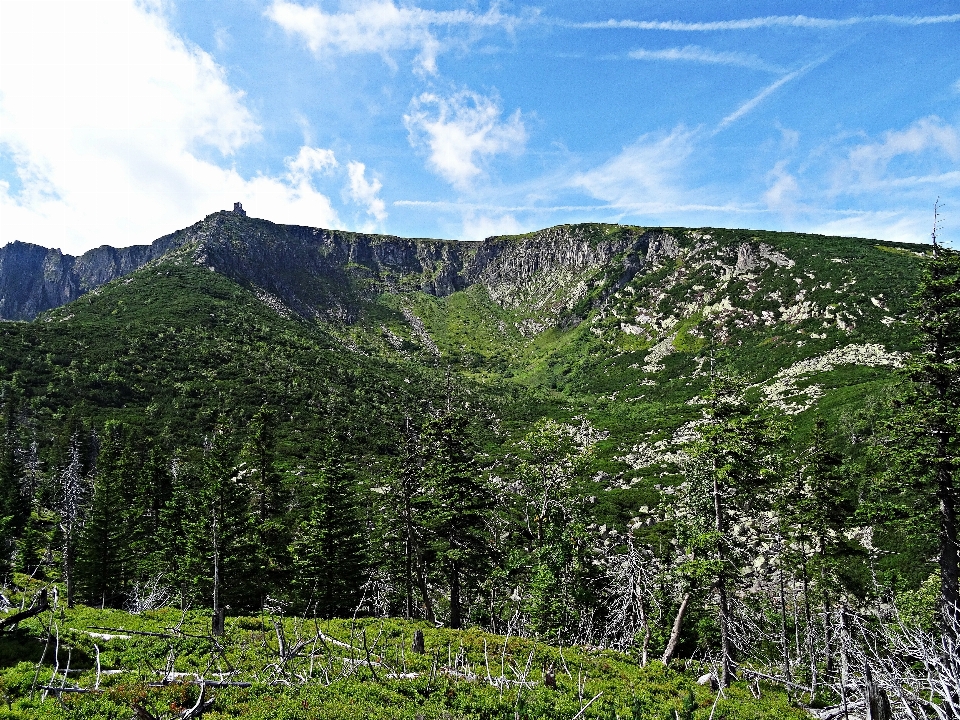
xmin=0 ymin=582 xmax=806 ymax=720
xmin=0 ymin=223 xmax=921 ymax=445
xmin=0 ymin=222 xmax=925 ymax=539
xmin=362 ymin=226 xmax=922 ymax=505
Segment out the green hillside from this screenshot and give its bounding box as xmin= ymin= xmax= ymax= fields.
xmin=0 ymin=214 xmax=951 ymax=719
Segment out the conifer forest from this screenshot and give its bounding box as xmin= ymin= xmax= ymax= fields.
xmin=0 ymin=213 xmax=958 ymax=719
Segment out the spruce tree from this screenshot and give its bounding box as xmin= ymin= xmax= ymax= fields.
xmin=778 ymin=417 xmax=859 ymax=695
xmin=682 ymin=374 xmax=778 ymax=686
xmin=241 ymin=409 xmax=291 ymax=603
xmin=56 ymin=434 xmax=87 ymax=607
xmin=76 ymin=421 xmax=137 ymax=607
xmin=509 ymin=418 xmax=595 ymax=640
xmin=180 ymin=432 xmax=257 ymax=613
xmin=291 ymin=461 xmax=367 ymax=617
xmin=889 ymin=232 xmax=960 ymax=629
xmin=416 ymin=410 xmax=492 ymax=629
xmin=373 ymin=419 xmax=430 ymax=620
xmin=0 ymin=394 xmax=26 ymax=576
xmin=128 ymin=446 xmax=173 ymax=588
xmin=158 ymin=455 xmax=194 ymax=607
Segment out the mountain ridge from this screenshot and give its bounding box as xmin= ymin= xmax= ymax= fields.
xmin=2 ymin=210 xmax=916 ymax=324
xmin=0 ymin=211 xmax=672 ymax=323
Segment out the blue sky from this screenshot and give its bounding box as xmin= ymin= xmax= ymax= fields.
xmin=0 ymin=0 xmax=958 ymax=254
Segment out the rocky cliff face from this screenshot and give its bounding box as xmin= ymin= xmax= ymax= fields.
xmin=1 ymin=212 xmax=845 ymax=338
xmin=6 ymin=212 xmax=658 ymax=321
xmin=106 ymin=212 xmax=669 ymax=324
xmin=0 ymin=232 xmax=188 ymax=320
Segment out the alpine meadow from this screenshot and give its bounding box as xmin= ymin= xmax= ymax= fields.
xmin=0 ymin=207 xmax=957 ymax=719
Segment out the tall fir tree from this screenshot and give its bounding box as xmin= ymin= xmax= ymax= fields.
xmin=56 ymin=434 xmax=87 ymax=607
xmin=291 ymin=459 xmax=367 ymax=617
xmin=158 ymin=454 xmax=194 ymax=607
xmin=909 ymin=235 xmax=960 ymax=628
xmin=875 ymin=226 xmax=960 ymax=632
xmin=76 ymin=421 xmax=139 ymax=607
xmin=416 ymin=409 xmax=492 ymax=629
xmin=180 ymin=431 xmax=258 ymax=612
xmin=509 ymin=418 xmax=596 ymax=640
xmin=372 ymin=419 xmax=431 ymax=619
xmin=778 ymin=417 xmax=859 ymax=695
xmin=0 ymin=392 xmax=26 ymax=577
xmin=241 ymin=409 xmax=291 ymax=603
xmin=128 ymin=445 xmax=173 ymax=588
xmin=682 ymin=374 xmax=778 ymax=686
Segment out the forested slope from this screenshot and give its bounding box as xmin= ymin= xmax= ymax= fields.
xmin=0 ymin=211 xmax=954 ymax=719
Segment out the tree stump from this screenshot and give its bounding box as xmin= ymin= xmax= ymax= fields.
xmin=212 ymin=608 xmax=225 ymax=637
xmin=864 ymin=665 xmax=892 ymax=720
xmin=412 ymin=629 xmax=425 ymax=654
xmin=544 ymin=665 xmax=556 ymax=689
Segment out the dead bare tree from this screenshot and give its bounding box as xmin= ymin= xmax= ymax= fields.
xmin=598 ymin=535 xmax=662 ymax=663
xmin=56 ymin=439 xmax=86 ymax=608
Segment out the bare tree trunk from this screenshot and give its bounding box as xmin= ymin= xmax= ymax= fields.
xmin=638 ymin=596 xmax=650 ymax=667
xmin=820 ymin=558 xmax=834 ymax=678
xmin=404 ymin=490 xmax=413 ymax=620
xmin=661 ymin=591 xmax=691 ymax=665
xmin=718 ymin=581 xmax=735 ymax=687
xmin=416 ymin=561 xmax=435 ymax=623
xmin=64 ymin=537 xmax=74 ymax=608
xmin=212 ymin=508 xmax=222 ymax=636
xmin=713 ymin=469 xmax=735 ymax=686
xmin=838 ymin=604 xmax=850 ymax=719
xmin=777 ymin=549 xmax=792 ymax=693
xmin=801 ymin=559 xmax=816 ymax=700
xmin=449 ymin=561 xmax=461 ymax=629
xmin=864 ymin=664 xmax=892 ymax=720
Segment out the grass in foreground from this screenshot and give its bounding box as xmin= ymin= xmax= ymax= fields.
xmin=0 ymin=593 xmax=809 ymax=720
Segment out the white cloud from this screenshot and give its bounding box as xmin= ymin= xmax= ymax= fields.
xmin=811 ymin=213 xmax=928 ymax=244
xmin=571 ymin=13 xmax=960 ymax=31
xmin=287 ymin=146 xmax=339 ymax=185
xmin=763 ymin=161 xmax=801 ymax=214
xmin=571 ymin=126 xmax=697 ymax=207
xmin=628 ymin=45 xmax=783 ymax=72
xmin=834 ymin=117 xmax=960 ymax=193
xmin=346 ymin=161 xmax=387 ymax=222
xmin=460 ymin=212 xmax=525 ymax=241
xmin=404 ymin=90 xmax=526 ymax=190
xmin=266 ymin=0 xmax=517 ymax=74
xmin=0 ymin=0 xmax=341 ymax=253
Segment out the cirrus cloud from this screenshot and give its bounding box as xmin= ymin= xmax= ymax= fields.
xmin=629 ymin=45 xmax=784 ymax=73
xmin=571 ymin=126 xmax=698 ymax=207
xmin=570 ymin=13 xmax=960 ymax=32
xmin=265 ymin=0 xmax=520 ymax=74
xmin=834 ymin=116 xmax=960 ymax=193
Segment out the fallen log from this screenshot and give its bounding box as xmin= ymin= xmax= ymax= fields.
xmin=0 ymin=589 xmax=48 ymax=632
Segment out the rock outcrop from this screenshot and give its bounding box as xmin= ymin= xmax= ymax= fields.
xmin=0 ymin=232 xmax=188 ymax=320
xmin=0 ymin=211 xmax=667 ymax=323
